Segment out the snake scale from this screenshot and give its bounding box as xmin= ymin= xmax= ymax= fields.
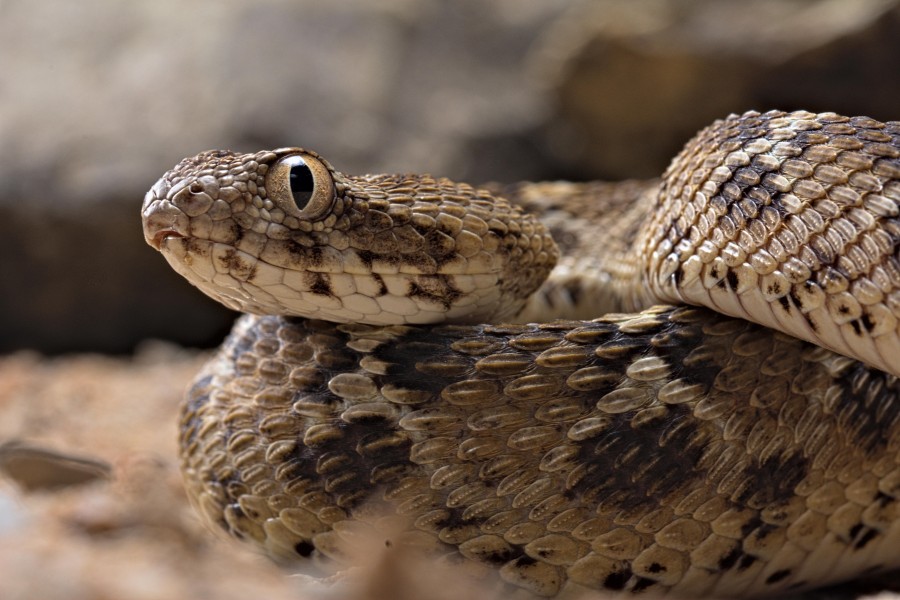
xmin=142 ymin=110 xmax=900 ymax=597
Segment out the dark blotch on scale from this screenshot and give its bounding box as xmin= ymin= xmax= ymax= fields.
xmin=278 ymin=416 xmax=414 ymax=509
xmin=736 ymin=452 xmax=807 ymax=507
xmin=632 ymin=578 xmax=657 ymax=592
xmin=372 ymin=326 xmax=473 ymax=395
xmin=603 ymin=568 xmax=633 ymax=590
xmin=306 ymin=271 xmax=334 ymax=297
xmin=854 ymin=527 xmax=879 ymax=550
xmin=830 ymin=362 xmax=900 ymax=456
xmin=725 ymin=269 xmax=739 ymax=290
xmin=765 ymin=569 xmax=791 ymax=585
xmin=570 ymin=403 xmax=706 ymax=509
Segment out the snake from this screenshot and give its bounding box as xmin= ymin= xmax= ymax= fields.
xmin=141 ymin=110 xmax=900 ymax=598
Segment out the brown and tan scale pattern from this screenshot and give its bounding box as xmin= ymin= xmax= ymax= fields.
xmin=181 ymin=308 xmax=900 ymax=598
xmin=142 ymin=110 xmax=900 ymax=597
xmin=641 ymin=112 xmax=900 ymax=376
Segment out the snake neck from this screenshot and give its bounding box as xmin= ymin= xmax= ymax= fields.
xmin=506 ymin=179 xmax=663 ymax=323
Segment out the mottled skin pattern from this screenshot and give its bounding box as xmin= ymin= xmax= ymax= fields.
xmin=142 ymin=110 xmax=900 ymax=597
xmin=642 ymin=113 xmax=900 ymax=377
xmin=183 ymin=309 xmax=900 ymax=598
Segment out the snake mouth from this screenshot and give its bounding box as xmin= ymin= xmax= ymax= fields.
xmin=150 ymin=229 xmax=185 ymax=250
xmin=142 ymin=199 xmax=191 ymax=251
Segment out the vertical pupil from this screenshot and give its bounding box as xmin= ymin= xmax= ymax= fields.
xmin=289 ymin=160 xmax=315 ymax=209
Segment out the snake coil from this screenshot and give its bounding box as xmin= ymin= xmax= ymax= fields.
xmin=142 ymin=110 xmax=900 ymax=597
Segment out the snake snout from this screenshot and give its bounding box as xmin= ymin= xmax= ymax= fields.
xmin=142 ymin=193 xmax=190 ymax=251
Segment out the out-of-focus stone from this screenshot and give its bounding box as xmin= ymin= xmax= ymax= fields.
xmin=532 ymin=0 xmax=900 ymax=178
xmin=3 ymin=0 xmax=900 ymax=353
xmin=0 ymin=441 xmax=110 ymax=492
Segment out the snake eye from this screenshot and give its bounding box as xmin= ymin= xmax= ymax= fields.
xmin=287 ymin=156 xmax=315 ymax=210
xmin=266 ymin=152 xmax=335 ymax=220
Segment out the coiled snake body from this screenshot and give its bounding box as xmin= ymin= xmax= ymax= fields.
xmin=142 ymin=111 xmax=900 ymax=597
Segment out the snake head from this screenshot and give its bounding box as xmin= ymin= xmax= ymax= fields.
xmin=142 ymin=148 xmax=558 ymax=324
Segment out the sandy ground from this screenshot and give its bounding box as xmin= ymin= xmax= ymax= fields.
xmin=0 ymin=346 xmax=898 ymax=600
xmin=0 ymin=345 xmax=309 ymax=600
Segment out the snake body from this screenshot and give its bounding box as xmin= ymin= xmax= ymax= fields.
xmin=142 ymin=111 xmax=900 ymax=597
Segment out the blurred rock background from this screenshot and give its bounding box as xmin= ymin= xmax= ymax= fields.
xmin=2 ymin=1 xmax=900 ymax=598
xmin=3 ymin=0 xmax=900 ymax=353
